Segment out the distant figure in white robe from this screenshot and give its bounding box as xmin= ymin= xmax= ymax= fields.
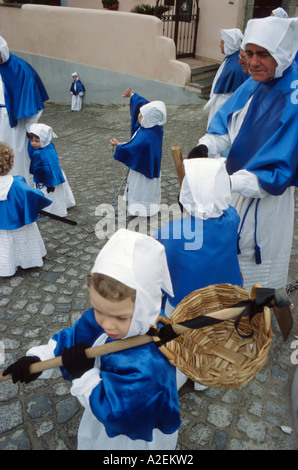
xmin=70 ymin=72 xmax=85 ymax=111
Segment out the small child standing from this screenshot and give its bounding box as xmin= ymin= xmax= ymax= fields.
xmin=0 ymin=142 xmax=52 ymax=276
xmin=3 ymin=229 xmax=181 ymax=450
xmin=70 ymin=72 xmax=85 ymax=111
xmin=28 ymin=123 xmax=75 ymax=218
xmin=110 ymin=87 xmax=166 ymax=217
xmin=155 ymin=157 xmax=243 ymax=317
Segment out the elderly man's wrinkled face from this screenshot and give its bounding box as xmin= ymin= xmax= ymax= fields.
xmin=245 ymin=44 xmax=278 ymax=82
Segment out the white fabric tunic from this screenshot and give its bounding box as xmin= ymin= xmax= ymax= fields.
xmin=0 ymin=222 xmax=46 ymax=277
xmin=39 ymin=170 xmax=75 ymax=218
xmin=124 ymin=168 xmax=161 ymax=217
xmin=199 ymin=97 xmax=294 ymax=290
xmin=204 ymin=28 xmax=244 ymax=128
xmin=0 ymin=75 xmax=40 ymax=186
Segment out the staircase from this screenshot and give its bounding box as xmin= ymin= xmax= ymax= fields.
xmin=179 ymin=57 xmax=220 ymax=99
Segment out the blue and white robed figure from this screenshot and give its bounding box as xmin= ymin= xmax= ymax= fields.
xmin=196 ymin=16 xmax=298 ymax=290
xmin=0 ymin=35 xmax=49 ymax=184
xmin=204 ymin=28 xmax=249 ymax=128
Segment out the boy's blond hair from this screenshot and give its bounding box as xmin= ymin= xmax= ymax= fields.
xmin=0 ymin=142 xmax=14 ymax=176
xmin=87 ymin=273 xmax=136 ymax=302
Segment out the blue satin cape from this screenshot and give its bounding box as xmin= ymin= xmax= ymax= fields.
xmin=114 ymin=93 xmax=163 ymax=179
xmin=214 ymin=51 xmax=249 ymax=94
xmin=0 ymin=54 xmax=49 ymax=128
xmin=52 ymin=308 xmax=181 ymax=441
xmin=70 ymin=80 xmax=85 ymax=95
xmin=207 ymin=62 xmax=298 ymax=196
xmin=28 ymin=142 xmax=66 ymax=187
xmin=155 ymin=208 xmax=242 ymax=308
xmin=0 ymin=176 xmax=52 ymax=230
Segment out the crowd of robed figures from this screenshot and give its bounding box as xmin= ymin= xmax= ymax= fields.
xmin=0 ymin=11 xmax=298 ymax=451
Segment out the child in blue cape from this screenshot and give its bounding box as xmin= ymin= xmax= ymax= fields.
xmin=110 ymin=88 xmax=166 ymax=217
xmin=28 ymin=123 xmax=75 ymax=217
xmin=3 ymin=229 xmax=181 ymax=450
xmin=155 ymin=157 xmax=242 ymax=317
xmin=70 ymin=72 xmax=85 ymax=111
xmin=0 ymin=142 xmax=52 ymax=276
xmin=154 ymin=158 xmax=242 ymax=390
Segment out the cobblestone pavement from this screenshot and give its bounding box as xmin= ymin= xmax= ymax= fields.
xmin=0 ymin=101 xmax=298 ymax=451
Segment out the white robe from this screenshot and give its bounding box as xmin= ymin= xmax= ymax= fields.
xmin=39 ymin=170 xmax=76 ymax=218
xmin=0 ymin=75 xmax=42 ymax=186
xmin=0 ymin=222 xmax=46 ymax=277
xmin=124 ymin=168 xmax=161 ymax=217
xmin=204 ymin=60 xmax=233 ymax=128
xmin=199 ymin=97 xmax=294 ymax=290
xmin=71 ymin=82 xmax=84 ymax=111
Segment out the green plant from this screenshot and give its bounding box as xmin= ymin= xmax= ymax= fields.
xmin=131 ymin=3 xmax=171 ymax=18
xmin=102 ymin=0 xmax=119 ymax=5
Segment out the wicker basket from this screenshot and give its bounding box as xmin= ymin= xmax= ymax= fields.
xmin=156 ymin=284 xmax=273 ymax=388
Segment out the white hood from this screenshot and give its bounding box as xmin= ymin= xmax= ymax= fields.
xmin=179 ymin=157 xmax=231 ymax=220
xmin=220 ymin=28 xmax=244 ymax=56
xmin=28 ymin=123 xmax=58 ymax=148
xmin=91 ymin=229 xmax=173 ymax=338
xmin=271 ymin=7 xmax=288 ymax=18
xmin=242 ymin=16 xmax=298 ymax=78
xmin=140 ymin=101 xmax=167 ymax=128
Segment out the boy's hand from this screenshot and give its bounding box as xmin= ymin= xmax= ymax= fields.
xmin=3 ymin=356 xmax=42 ymax=384
xmin=110 ymin=138 xmax=120 ymax=147
xmin=121 ymin=87 xmax=132 ymax=98
xmin=62 ymin=342 xmax=95 ymax=379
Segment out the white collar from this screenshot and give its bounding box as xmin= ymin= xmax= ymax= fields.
xmin=0 ymin=175 xmax=13 ymax=201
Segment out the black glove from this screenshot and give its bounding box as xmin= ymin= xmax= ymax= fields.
xmin=46 ymin=186 xmax=55 ymax=193
xmin=187 ymin=144 xmax=208 ymax=159
xmin=3 ymin=356 xmax=42 ymax=384
xmin=62 ymin=342 xmax=95 ymax=379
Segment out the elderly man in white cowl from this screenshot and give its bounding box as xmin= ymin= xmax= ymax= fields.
xmin=187 ymin=16 xmax=298 ymax=291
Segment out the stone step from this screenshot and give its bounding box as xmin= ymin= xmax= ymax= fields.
xmin=186 ymin=75 xmax=214 ymax=99
xmin=179 ymin=57 xmax=219 ymax=99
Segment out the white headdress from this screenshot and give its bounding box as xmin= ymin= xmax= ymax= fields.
xmin=91 ymin=229 xmax=173 ymax=338
xmin=242 ymin=16 xmax=298 ymax=78
xmin=29 ymin=123 xmax=58 ymax=148
xmin=179 ymin=158 xmax=231 ymax=220
xmin=140 ymin=101 xmax=167 ymax=128
xmin=271 ymin=7 xmax=288 ymax=18
xmin=0 ymin=36 xmax=9 ymax=63
xmin=220 ymin=28 xmax=244 ymax=56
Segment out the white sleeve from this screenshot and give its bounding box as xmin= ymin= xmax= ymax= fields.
xmin=26 ymin=338 xmax=57 ymax=379
xmin=70 ymin=368 xmax=101 ymax=409
xmin=25 ymin=109 xmax=44 ymax=131
xmin=230 ymin=170 xmax=268 ymax=198
xmin=198 ymin=133 xmax=231 ymax=157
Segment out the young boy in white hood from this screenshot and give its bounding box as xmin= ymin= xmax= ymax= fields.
xmin=3 ymin=229 xmax=181 ymax=450
xmin=28 ymin=123 xmax=75 ymax=218
xmin=110 ymin=88 xmax=166 ymax=217
xmin=155 ymin=158 xmax=242 ymax=317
